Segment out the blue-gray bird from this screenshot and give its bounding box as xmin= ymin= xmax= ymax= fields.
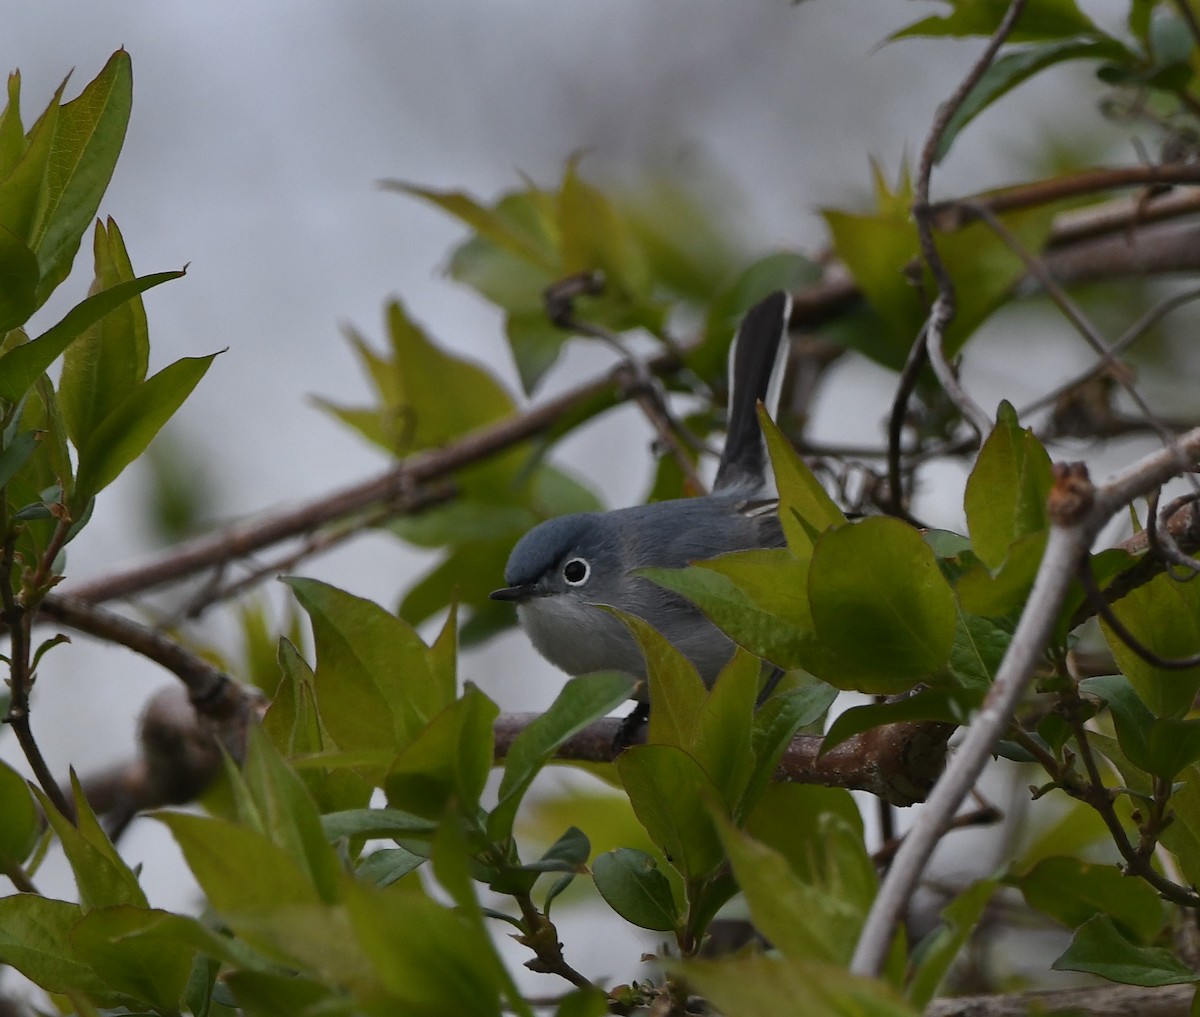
xmin=490 ymin=290 xmax=792 ymax=688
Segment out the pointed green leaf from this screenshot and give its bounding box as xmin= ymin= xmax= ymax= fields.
xmin=760 ymin=407 xmax=845 ymax=553
xmin=965 ymin=402 xmax=1053 ymax=570
xmin=0 ymin=758 xmax=38 ymax=866
xmin=0 ymin=895 xmax=115 ymax=1000
xmin=385 ymin=685 xmax=499 ymax=819
xmin=241 ymin=726 xmax=342 ymax=903
xmin=74 ymin=350 xmax=217 ymax=499
xmin=716 ymin=815 xmax=867 ymax=966
xmin=0 ymin=223 xmax=38 ymax=331
xmin=344 ymin=878 xmax=505 ymax=1017
xmin=616 ymin=743 xmax=725 ymax=880
xmin=1019 ymin=856 xmax=1163 ymax=944
xmin=33 ymin=50 xmax=133 ymax=303
xmin=156 ymin=810 xmax=321 ymax=911
xmin=742 ymin=682 xmax=839 ymax=811
xmin=489 ymin=671 xmax=634 ymax=840
xmin=691 ymin=648 xmax=758 ymax=811
xmin=60 ymin=217 xmax=149 ymax=444
xmin=614 ymin=608 xmax=707 ymax=749
xmin=70 ymin=906 xmax=207 ymax=1012
xmin=642 ymin=549 xmax=815 ymax=669
xmin=1053 ymin=915 xmax=1198 ymax=986
xmin=681 ymin=952 xmax=918 ymax=1017
xmin=33 ymin=774 xmax=147 ymax=911
xmin=0 ymin=268 xmax=183 ymax=404
xmin=285 ymin=577 xmax=449 ymax=761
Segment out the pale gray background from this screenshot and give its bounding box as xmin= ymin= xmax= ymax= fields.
xmin=2 ymin=0 xmax=1143 ymax=994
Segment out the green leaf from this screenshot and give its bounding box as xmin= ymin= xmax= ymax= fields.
xmin=1100 ymin=571 xmax=1200 ymax=718
xmin=0 ymin=758 xmax=38 ymax=867
xmin=33 ymin=774 xmax=147 ymax=911
xmin=643 ymin=550 xmax=815 ymax=669
xmin=320 ymin=807 xmax=437 ymax=842
xmin=59 ymin=218 xmax=149 ymax=445
xmin=822 ymin=688 xmax=976 ymax=754
xmin=489 ymin=671 xmax=635 ymax=840
xmin=0 ymin=223 xmax=38 ymax=331
xmin=392 ymin=181 xmax=559 ymax=274
xmin=320 ymin=303 xmax=520 ymax=495
xmin=0 ymin=428 xmax=39 ymax=490
xmin=760 ymin=407 xmax=846 ymax=554
xmin=615 ymin=608 xmax=707 ymax=748
xmin=1053 ymin=915 xmax=1198 ymax=986
xmin=74 ymin=351 xmax=218 ymax=500
xmin=807 ymin=517 xmax=957 ymax=693
xmin=0 ymin=77 xmax=63 ymax=253
xmin=0 ymin=268 xmax=183 ymax=404
xmin=1018 ymin=856 xmax=1163 ymax=944
xmin=744 ymin=784 xmax=862 ymax=885
xmin=70 ymin=906 xmax=208 ymax=1012
xmin=0 ymin=895 xmax=115 ymax=1000
xmin=692 ymin=648 xmax=759 ymax=811
xmin=681 ymin=952 xmax=919 ymax=1017
xmin=344 ymin=878 xmax=505 ymax=1017
xmin=948 ymin=605 xmax=1014 ymax=689
xmin=935 ymin=38 xmax=1131 ymax=161
xmin=716 ymin=816 xmax=867 ymax=966
xmin=0 ymin=72 xmax=26 ymax=180
xmin=240 ymin=726 xmax=342 ymax=904
xmin=617 ymin=744 xmax=726 ymax=881
xmin=286 ymin=577 xmax=451 ymax=762
xmin=965 ymin=403 xmax=1053 ymax=570
xmin=891 ymin=0 xmax=1101 ymax=42
xmin=155 ymin=811 xmax=322 ymax=911
xmin=742 ymin=682 xmax=839 ymax=812
xmin=954 ymin=529 xmax=1047 ymax=617
xmin=385 ymin=685 xmax=499 ymax=819
xmin=591 ymin=847 xmax=678 ymax=932
xmin=356 ymin=846 xmax=427 ymax=887
xmin=31 ymin=51 xmax=133 ymax=304
xmin=1081 ymin=673 xmax=1200 ymax=781
xmin=907 ymin=879 xmax=1000 ymax=1008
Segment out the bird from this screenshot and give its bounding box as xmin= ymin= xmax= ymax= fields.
xmin=490 ymin=290 xmax=792 ymax=691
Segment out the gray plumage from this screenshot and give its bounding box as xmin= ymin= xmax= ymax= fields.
xmin=491 ymin=290 xmax=792 ymax=687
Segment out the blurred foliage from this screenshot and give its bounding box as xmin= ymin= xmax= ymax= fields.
xmin=6 ymin=3 xmax=1200 ymax=1013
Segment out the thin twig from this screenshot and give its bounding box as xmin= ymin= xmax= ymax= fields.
xmin=885 ymin=324 xmax=930 ymax=519
xmin=1021 ymin=285 xmax=1200 ymax=420
xmin=1 ymin=532 xmax=73 ymax=820
xmin=927 ymin=166 xmax=1200 ymax=232
xmin=38 ymin=594 xmax=238 ymax=715
xmin=909 ymin=0 xmax=1028 ymax=441
xmin=968 ymin=200 xmax=1188 ymax=453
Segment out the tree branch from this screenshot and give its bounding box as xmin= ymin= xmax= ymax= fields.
xmin=925 ymin=982 xmax=1194 ymax=1017
xmin=493 ymin=715 xmax=952 ymax=805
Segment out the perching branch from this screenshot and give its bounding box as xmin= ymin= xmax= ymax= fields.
xmin=493 ymin=714 xmax=953 ymax=806
xmin=851 ymin=429 xmax=1200 ymax=977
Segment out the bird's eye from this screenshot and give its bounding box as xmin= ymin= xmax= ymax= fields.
xmin=562 ymin=557 xmax=590 ymax=586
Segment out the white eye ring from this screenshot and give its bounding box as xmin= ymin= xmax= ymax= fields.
xmin=562 ymin=557 xmax=590 ymax=586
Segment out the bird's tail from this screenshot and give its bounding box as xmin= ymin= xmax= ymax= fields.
xmin=713 ymin=289 xmax=792 ymax=492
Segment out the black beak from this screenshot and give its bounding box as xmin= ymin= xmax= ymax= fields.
xmin=490 ymin=584 xmax=533 ymax=602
